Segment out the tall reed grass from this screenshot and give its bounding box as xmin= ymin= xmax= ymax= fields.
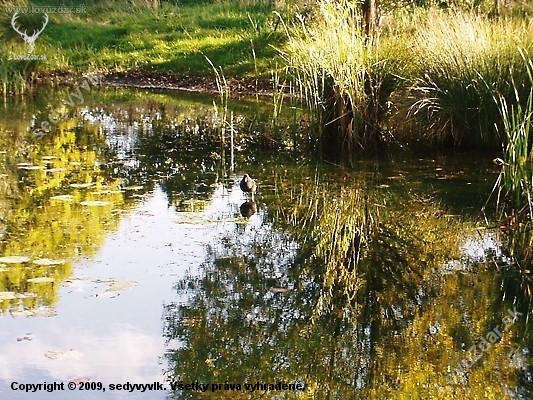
xmin=280 ymin=0 xmax=401 ymax=154
xmin=0 ymin=51 xmax=31 ymax=97
xmin=281 ymin=2 xmax=533 ymax=152
xmin=490 ymin=51 xmax=533 ymax=218
xmin=407 ymin=10 xmax=533 ymax=146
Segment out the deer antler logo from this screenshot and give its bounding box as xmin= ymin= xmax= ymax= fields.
xmin=11 ymin=11 xmax=49 ymax=54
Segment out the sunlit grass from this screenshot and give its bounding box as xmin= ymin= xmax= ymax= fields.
xmin=406 ymin=10 xmax=533 ymax=146
xmin=280 ymin=0 xmax=401 ymax=151
xmin=0 ymin=0 xmax=284 ymax=94
xmin=490 ymin=51 xmax=533 ymax=220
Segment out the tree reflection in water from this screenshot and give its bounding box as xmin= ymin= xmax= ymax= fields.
xmin=164 ymin=175 xmax=533 ymax=399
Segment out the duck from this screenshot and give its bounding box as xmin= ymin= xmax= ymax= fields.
xmin=239 ymin=174 xmax=256 ymax=200
xmin=240 ymin=174 xmax=256 ymax=192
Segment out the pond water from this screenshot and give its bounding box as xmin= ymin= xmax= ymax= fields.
xmin=0 ymin=86 xmax=531 ymax=399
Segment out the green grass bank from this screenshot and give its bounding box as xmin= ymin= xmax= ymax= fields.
xmin=0 ymin=0 xmax=286 ymax=94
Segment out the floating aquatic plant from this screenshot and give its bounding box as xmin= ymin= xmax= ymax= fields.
xmin=0 ymin=256 xmax=30 ymax=264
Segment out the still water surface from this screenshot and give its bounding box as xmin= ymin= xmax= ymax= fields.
xmin=0 ymin=87 xmax=531 ymax=399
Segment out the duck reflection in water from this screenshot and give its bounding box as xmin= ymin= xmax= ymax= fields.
xmin=240 ymin=201 xmax=257 ymax=218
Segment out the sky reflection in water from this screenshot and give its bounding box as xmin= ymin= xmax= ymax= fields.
xmin=0 ymin=181 xmax=260 ymax=399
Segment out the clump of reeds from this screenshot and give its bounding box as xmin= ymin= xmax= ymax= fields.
xmin=206 ymin=56 xmax=233 ymax=173
xmin=280 ymin=3 xmax=533 ymax=150
xmin=490 ymin=50 xmax=533 ymax=219
xmin=483 ymin=50 xmax=533 ymax=279
xmin=0 ymin=52 xmax=30 ymax=97
xmin=407 ymin=10 xmax=533 ymax=146
xmin=280 ymin=0 xmax=400 ymax=154
xmin=495 ymin=92 xmax=533 ymax=213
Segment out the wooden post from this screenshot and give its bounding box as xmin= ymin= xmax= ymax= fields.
xmin=362 ymin=0 xmax=379 ymax=38
xmin=494 ymin=0 xmax=501 ymax=15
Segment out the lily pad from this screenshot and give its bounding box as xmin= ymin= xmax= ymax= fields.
xmin=80 ymin=200 xmax=111 ymax=207
xmin=94 ymin=280 xmax=138 ymax=299
xmin=41 ymin=156 xmax=58 ymax=160
xmin=44 ymin=351 xmax=63 ymax=360
xmin=70 ymin=183 xmax=95 ymax=189
xmin=122 ymin=186 xmax=144 ymax=191
xmin=50 ymin=195 xmax=75 ymax=202
xmin=33 ymin=258 xmax=65 ymax=266
xmin=270 ymin=287 xmax=290 ymax=294
xmin=27 ymin=277 xmax=55 ymax=284
xmin=18 ymin=165 xmax=43 ymax=170
xmin=46 ymin=168 xmax=66 ymax=173
xmin=16 ymin=162 xmax=33 ymax=167
xmin=91 ymin=190 xmax=124 ymax=195
xmin=15 ymin=292 xmax=37 ymax=299
xmin=45 ymin=349 xmax=82 ymax=360
xmin=95 ymin=291 xmax=120 ymax=299
xmin=0 ymin=256 xmax=30 ymax=264
xmin=13 ymin=307 xmax=56 ymax=317
xmin=9 ymin=310 xmax=33 ymax=317
xmin=0 ymin=292 xmax=17 ymax=300
xmin=107 ymin=281 xmax=138 ymax=292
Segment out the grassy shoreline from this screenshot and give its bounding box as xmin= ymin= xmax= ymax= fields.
xmin=0 ymin=0 xmax=285 ymax=94
xmin=2 ymin=0 xmax=533 ymax=153
xmin=28 ymin=69 xmax=279 ymax=98
xmin=283 ymin=2 xmax=533 ymax=149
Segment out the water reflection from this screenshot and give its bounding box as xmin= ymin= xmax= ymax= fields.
xmin=0 ymin=86 xmax=532 ymax=400
xmin=164 ymin=178 xmax=533 ymax=399
xmin=165 ymin=236 xmax=532 ymax=399
xmin=239 ymin=201 xmax=257 ymax=218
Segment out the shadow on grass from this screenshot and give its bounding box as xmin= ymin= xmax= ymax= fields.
xmin=44 ymin=21 xmax=128 ymax=49
xmin=155 ymin=31 xmax=283 ymax=75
